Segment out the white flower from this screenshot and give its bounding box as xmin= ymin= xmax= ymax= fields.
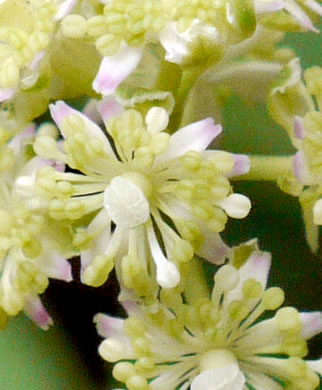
xmin=95 ymin=241 xmax=322 ymax=390
xmin=0 ymin=125 xmax=72 ymax=329
xmin=34 ymin=99 xmax=250 ymax=293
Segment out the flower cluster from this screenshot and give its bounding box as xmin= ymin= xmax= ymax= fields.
xmin=0 ymin=1 xmax=321 ymax=389
xmin=95 ymin=241 xmax=322 ymax=390
xmin=0 ymin=125 xmax=73 ymax=329
xmin=269 ymin=59 xmax=322 ymax=251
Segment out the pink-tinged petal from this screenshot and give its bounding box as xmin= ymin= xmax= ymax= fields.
xmin=305 ymin=0 xmax=322 ymax=16
xmin=49 ymin=101 xmax=115 ymax=156
xmin=83 ymin=99 xmax=102 ymax=125
xmin=284 ymin=1 xmax=319 ymax=32
xmin=157 ymin=119 xmax=222 ymax=163
xmin=49 ymin=100 xmax=78 ymax=130
xmin=229 ymin=154 xmax=251 ymax=177
xmin=225 ymin=250 xmax=272 ymax=306
xmin=39 ymin=252 xmax=72 ymax=282
xmin=255 ymin=1 xmax=285 ymax=13
xmin=94 ymin=313 xmax=125 ymax=338
xmin=0 ymin=87 xmax=15 ymax=102
xmin=97 ymin=96 xmax=124 ymax=127
xmin=294 ymin=116 xmax=305 ymax=139
xmin=293 ymin=151 xmax=313 ymax=185
xmin=29 ymin=51 xmax=45 ymax=71
xmin=307 ymin=359 xmax=322 ymax=375
xmin=93 ymin=43 xmax=143 ymax=96
xmin=23 ymin=294 xmax=53 ymax=330
xmin=121 ymin=300 xmax=141 ymax=316
xmin=300 ymin=312 xmax=322 ymax=339
xmin=55 ymin=0 xmax=76 ymax=21
xmin=196 ymin=230 xmax=230 ymax=265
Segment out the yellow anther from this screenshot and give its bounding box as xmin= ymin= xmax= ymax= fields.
xmin=133 ymin=336 xmax=150 ymax=354
xmin=150 ymin=132 xmax=170 ymax=155
xmin=135 ymin=357 xmax=154 ymax=372
xmin=22 ymin=238 xmax=42 ymax=259
xmin=275 ymin=307 xmax=302 ymax=335
xmin=172 ymin=240 xmax=193 ymax=263
xmin=214 ymin=265 xmax=239 ymax=292
xmin=125 ymin=316 xmax=146 ymax=337
xmin=262 ymin=287 xmax=285 ymax=310
xmin=61 ymin=14 xmax=87 ymax=39
xmin=34 ymin=134 xmax=61 ymax=159
xmin=113 ymin=362 xmax=137 ymax=382
xmin=73 ymin=229 xmax=92 ymax=250
xmin=126 ymin=374 xmax=150 ymax=390
xmin=56 ymin=181 xmax=73 ymax=197
xmin=228 ymin=300 xmax=249 ymax=321
xmin=81 ymin=255 xmax=114 ymax=287
xmin=191 ymin=199 xmax=214 ymax=220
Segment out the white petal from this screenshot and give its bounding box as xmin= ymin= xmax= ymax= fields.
xmin=93 ymin=42 xmax=143 ymax=96
xmin=38 ymin=252 xmax=72 ymax=282
xmin=191 ymin=363 xmax=245 ymax=390
xmin=159 ymin=22 xmax=190 ymax=64
xmin=304 ymin=0 xmax=322 ymax=16
xmin=255 ymin=0 xmax=285 ymax=13
xmin=49 ymin=100 xmax=115 ymax=156
xmin=157 ymin=118 xmax=221 ymax=163
xmin=225 ymin=250 xmax=271 ymax=306
xmin=23 ymin=294 xmax=53 ymax=330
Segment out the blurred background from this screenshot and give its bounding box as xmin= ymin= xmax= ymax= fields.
xmin=0 ymin=30 xmax=321 ymax=389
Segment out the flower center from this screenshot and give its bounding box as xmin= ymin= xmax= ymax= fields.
xmin=191 ymin=349 xmax=246 ymax=390
xmin=104 ymin=173 xmax=152 ymax=229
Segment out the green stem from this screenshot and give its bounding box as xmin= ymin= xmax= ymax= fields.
xmin=168 ymin=69 xmax=200 ymax=133
xmin=182 ymin=257 xmax=210 ymax=305
xmin=235 ymin=155 xmax=293 ymax=182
